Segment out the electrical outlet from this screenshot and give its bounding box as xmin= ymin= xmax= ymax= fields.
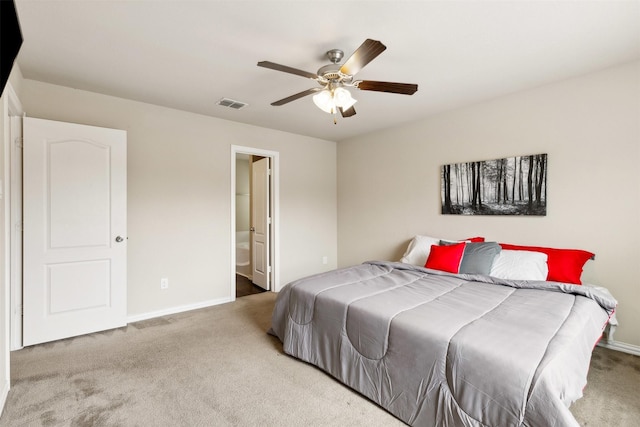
xmin=160 ymin=278 xmax=169 ymax=289
xmin=322 ymin=256 xmax=328 ymax=265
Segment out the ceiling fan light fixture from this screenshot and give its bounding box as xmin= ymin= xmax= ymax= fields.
xmin=313 ymin=87 xmax=357 ymax=114
xmin=333 ymin=87 xmax=357 ymax=110
xmin=313 ymin=90 xmax=335 ymax=113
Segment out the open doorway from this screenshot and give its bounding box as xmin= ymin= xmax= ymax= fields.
xmin=235 ymin=154 xmax=263 ymax=298
xmin=235 ymin=154 xmax=252 ymax=282
xmin=230 ymin=146 xmax=279 ymax=301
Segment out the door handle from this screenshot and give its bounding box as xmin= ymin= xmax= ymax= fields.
xmin=250 ymin=227 xmax=255 ymax=232
xmin=115 ymin=236 xmax=124 ymax=243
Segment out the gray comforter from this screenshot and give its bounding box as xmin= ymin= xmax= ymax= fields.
xmin=270 ymin=261 xmax=616 ymax=427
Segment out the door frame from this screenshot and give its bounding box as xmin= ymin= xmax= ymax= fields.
xmin=3 ymin=84 xmax=23 ymax=351
xmin=230 ymin=145 xmax=279 ymax=300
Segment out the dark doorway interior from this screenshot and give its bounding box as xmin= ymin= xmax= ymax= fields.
xmin=236 ymin=275 xmax=266 ymax=298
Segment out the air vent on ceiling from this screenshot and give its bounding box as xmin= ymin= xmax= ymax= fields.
xmin=216 ymin=98 xmax=248 ymax=110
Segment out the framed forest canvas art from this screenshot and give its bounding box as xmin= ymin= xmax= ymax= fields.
xmin=441 ymin=154 xmax=547 ymax=216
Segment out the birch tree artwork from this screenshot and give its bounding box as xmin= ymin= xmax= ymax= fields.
xmin=441 ymin=154 xmax=547 ymax=216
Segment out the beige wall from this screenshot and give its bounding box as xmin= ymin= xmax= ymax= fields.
xmin=20 ymin=79 xmax=338 ymax=318
xmin=338 ymin=61 xmax=640 ymax=347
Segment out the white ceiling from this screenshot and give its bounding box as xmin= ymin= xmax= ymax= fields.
xmin=14 ymin=1 xmax=640 ymax=142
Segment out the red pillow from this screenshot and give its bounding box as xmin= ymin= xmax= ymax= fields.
xmin=425 ymin=243 xmax=465 ymax=273
xmin=499 ymin=243 xmax=594 ymax=285
xmin=465 ymin=236 xmax=485 ymax=243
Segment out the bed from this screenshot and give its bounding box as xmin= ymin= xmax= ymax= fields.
xmin=269 ymin=238 xmax=617 ymax=427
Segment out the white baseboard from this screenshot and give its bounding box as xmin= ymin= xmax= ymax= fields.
xmin=127 ymin=297 xmax=232 ymax=324
xmin=597 ymin=340 xmax=640 ymax=356
xmin=0 ymin=379 xmax=9 ymax=418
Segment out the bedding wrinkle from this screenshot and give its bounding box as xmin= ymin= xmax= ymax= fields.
xmin=425 ymin=384 xmax=490 ymax=427
xmin=524 ymin=296 xmax=610 ymax=427
xmin=287 ymin=263 xmax=391 ymax=325
xmin=408 ymin=369 xmax=436 ymax=425
xmin=444 ymin=286 xmax=519 ymax=425
xmin=346 ymin=272 xmax=463 ymax=361
xmin=448 ymin=288 xmax=579 ymax=426
xmin=525 ymin=295 xmax=577 ymax=402
xmin=384 ymin=359 xmax=404 ymax=408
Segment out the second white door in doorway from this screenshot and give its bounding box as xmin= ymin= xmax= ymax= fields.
xmin=251 ymin=157 xmax=270 ymax=290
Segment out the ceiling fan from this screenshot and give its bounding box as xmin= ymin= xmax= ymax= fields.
xmin=257 ymin=39 xmax=418 ymax=121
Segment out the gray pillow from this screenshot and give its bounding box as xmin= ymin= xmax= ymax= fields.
xmin=459 ymin=242 xmax=501 ymax=275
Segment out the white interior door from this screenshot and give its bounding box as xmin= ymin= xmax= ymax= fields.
xmin=23 ymin=117 xmax=127 ymax=346
xmin=251 ymin=157 xmax=270 ymax=290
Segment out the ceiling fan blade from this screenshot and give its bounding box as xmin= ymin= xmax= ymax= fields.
xmin=339 ymin=106 xmax=356 ymax=118
xmin=356 ymin=80 xmax=418 ymax=95
xmin=339 ymin=39 xmax=387 ymax=76
xmin=257 ymin=61 xmax=319 ymax=79
xmin=271 ymin=88 xmax=322 ymax=106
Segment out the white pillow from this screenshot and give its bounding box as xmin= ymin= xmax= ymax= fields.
xmin=399 ymin=235 xmax=444 ymax=266
xmin=489 ymin=250 xmax=548 ymax=281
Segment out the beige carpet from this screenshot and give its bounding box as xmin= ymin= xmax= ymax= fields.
xmin=0 ymin=292 xmax=638 ymax=426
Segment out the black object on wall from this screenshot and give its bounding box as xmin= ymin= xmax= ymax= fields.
xmin=1 ymin=0 xmax=23 ymax=96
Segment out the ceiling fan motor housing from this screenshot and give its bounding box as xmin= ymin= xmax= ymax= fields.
xmin=326 ymin=49 xmax=344 ymax=64
xmin=317 ymin=65 xmax=343 ymax=81
xmin=317 ymin=49 xmax=349 ymax=82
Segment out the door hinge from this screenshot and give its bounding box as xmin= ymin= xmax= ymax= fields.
xmin=14 ymin=136 xmax=23 ymax=149
xmin=15 ymin=221 xmax=23 ymax=232
xmin=268 ymin=266 xmax=272 ymax=273
xmin=267 ymin=217 xmax=272 ymax=225
xmin=267 ymin=169 xmax=272 ymax=176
